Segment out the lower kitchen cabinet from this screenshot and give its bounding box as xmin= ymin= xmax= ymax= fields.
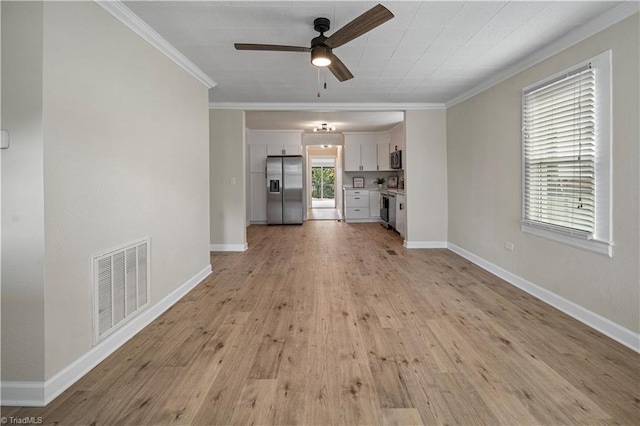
xmin=396 ymin=194 xmax=406 ymax=238
xmin=344 ymin=189 xmax=384 ymax=223
xmin=250 ymin=173 xmax=267 ymax=222
xmin=343 ymin=189 xmax=369 ymax=222
xmin=345 ymin=207 xmax=369 ymax=219
xmin=369 ymin=189 xmax=381 ymax=219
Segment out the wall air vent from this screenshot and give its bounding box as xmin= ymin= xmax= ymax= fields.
xmin=92 ymin=238 xmax=150 ymax=344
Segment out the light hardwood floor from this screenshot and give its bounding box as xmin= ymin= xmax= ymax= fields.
xmin=3 ymin=222 xmax=639 ymax=425
xmin=307 ymin=208 xmax=342 ymax=221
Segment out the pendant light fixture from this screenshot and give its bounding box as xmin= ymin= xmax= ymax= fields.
xmin=313 ymin=123 xmax=336 ymax=132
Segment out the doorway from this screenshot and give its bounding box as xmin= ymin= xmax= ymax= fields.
xmin=311 ymin=157 xmax=336 ymax=208
xmin=307 ymin=148 xmax=342 ymax=221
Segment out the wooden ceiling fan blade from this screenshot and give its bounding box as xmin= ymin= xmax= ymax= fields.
xmin=325 ymin=4 xmax=394 ymax=49
xmin=328 ymin=54 xmax=354 ymax=82
xmin=234 ymin=43 xmax=310 ymax=52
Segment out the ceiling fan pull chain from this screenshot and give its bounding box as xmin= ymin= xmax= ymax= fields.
xmin=324 ymin=68 xmax=327 ymax=90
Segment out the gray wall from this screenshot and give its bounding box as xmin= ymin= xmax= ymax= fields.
xmin=1 ymin=1 xmax=46 ymax=382
xmin=405 ymin=109 xmax=448 ymax=246
xmin=210 ymin=109 xmax=247 ymax=249
xmin=447 ymin=14 xmax=639 ymax=333
xmin=1 ymin=1 xmax=211 ymax=382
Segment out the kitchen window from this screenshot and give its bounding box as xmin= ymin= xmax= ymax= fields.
xmin=521 ymin=51 xmax=612 ymax=256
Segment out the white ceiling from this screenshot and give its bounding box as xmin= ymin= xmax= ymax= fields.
xmin=123 ymin=1 xmax=624 ymax=131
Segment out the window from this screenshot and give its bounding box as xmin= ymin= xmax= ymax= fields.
xmin=522 ymin=51 xmax=612 ymax=256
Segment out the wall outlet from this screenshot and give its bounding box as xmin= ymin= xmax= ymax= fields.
xmin=230 ymin=177 xmax=236 ymax=185
xmin=505 ymin=241 xmax=514 ymax=251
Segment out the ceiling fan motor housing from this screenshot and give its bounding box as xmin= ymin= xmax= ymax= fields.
xmin=314 ymin=17 xmax=330 ymax=34
xmin=311 ymin=35 xmax=328 ymax=48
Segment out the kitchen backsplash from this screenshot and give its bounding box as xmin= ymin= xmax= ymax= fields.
xmin=343 ymin=170 xmax=405 ymax=188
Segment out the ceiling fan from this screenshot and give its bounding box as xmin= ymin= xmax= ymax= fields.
xmin=234 ymin=4 xmax=394 ymax=83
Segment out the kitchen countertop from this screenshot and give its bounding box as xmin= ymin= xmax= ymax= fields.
xmin=343 ymin=186 xmax=380 ymax=190
xmin=343 ymin=186 xmax=405 ymax=195
xmin=381 ymin=188 xmax=405 ymax=195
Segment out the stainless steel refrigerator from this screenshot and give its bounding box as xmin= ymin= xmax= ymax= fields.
xmin=267 ymin=155 xmax=304 ymax=225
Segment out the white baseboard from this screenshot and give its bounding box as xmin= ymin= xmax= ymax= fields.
xmin=404 ymin=240 xmax=448 ymax=249
xmin=210 ymin=243 xmax=248 ymax=252
xmin=0 ymin=264 xmax=212 ymax=407
xmin=0 ymin=382 xmax=44 ymax=407
xmin=447 ymin=243 xmax=640 ymax=353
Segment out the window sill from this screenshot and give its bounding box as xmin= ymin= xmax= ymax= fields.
xmin=521 ymin=222 xmax=612 ymax=257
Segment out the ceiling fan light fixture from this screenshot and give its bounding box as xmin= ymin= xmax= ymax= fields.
xmin=234 ymin=4 xmax=394 ymax=82
xmin=311 ymin=45 xmax=332 ymax=67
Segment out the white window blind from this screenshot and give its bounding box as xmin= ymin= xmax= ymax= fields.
xmin=523 ymin=65 xmax=595 ymax=235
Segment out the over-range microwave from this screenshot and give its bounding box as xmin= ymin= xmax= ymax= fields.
xmin=390 ymin=150 xmax=402 ymax=169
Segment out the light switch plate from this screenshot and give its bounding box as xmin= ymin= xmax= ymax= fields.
xmin=1 ymin=130 xmax=9 ymax=149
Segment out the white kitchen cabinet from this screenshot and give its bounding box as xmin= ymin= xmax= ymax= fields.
xmin=249 ymin=144 xmax=267 ymax=173
xmin=252 ymin=143 xmax=301 ymax=174
xmin=376 ymin=133 xmax=391 ymax=171
xmin=285 ymin=143 xmax=303 ymax=156
xmin=267 ymin=143 xmax=302 ymax=156
xmin=250 ymin=173 xmax=267 ymax=222
xmin=344 ymin=144 xmax=362 ymax=171
xmin=377 ymin=142 xmax=390 ymax=171
xmin=396 ymin=194 xmax=406 ymax=238
xmin=267 ymin=145 xmax=282 ymax=156
xmin=369 ymin=189 xmax=381 ymax=219
xmin=344 ymin=133 xmax=381 ymax=172
xmin=390 ymin=123 xmax=405 ymax=153
xmin=344 ymin=189 xmax=371 ymax=222
xmin=344 ymin=132 xmax=392 ymax=171
xmin=344 ymin=143 xmax=377 ymax=172
xmin=361 ymin=144 xmax=378 ymax=171
xmin=345 ymin=207 xmax=369 ymax=219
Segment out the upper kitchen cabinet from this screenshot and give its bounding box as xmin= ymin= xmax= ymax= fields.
xmin=344 ymin=141 xmax=377 ymax=171
xmin=267 ymin=143 xmax=303 ymax=156
xmin=344 ymin=133 xmax=388 ymax=172
xmin=389 ymin=123 xmax=405 ymax=153
xmin=249 ymin=144 xmax=268 ymax=173
xmin=376 ymin=133 xmax=391 ymax=171
xmin=247 ymin=130 xmax=303 ymax=156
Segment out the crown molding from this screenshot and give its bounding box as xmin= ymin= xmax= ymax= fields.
xmin=341 ymin=131 xmax=388 ymax=135
xmin=208 ymin=102 xmax=445 ymax=111
xmin=245 ymin=129 xmax=305 ymax=134
xmin=446 ymin=1 xmax=639 ymax=108
xmin=388 ymin=122 xmax=405 ymax=133
xmin=95 ymin=1 xmax=216 ymax=89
